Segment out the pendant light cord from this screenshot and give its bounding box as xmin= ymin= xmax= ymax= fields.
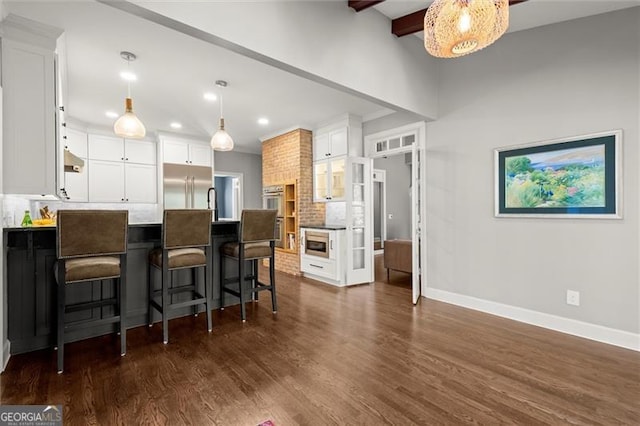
xmin=127 ymin=58 xmax=131 ymax=98
xmin=219 ymin=90 xmax=224 ymax=119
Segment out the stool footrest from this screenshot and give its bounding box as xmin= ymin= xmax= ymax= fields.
xmin=150 ymin=284 xmax=198 ymax=297
xmin=65 ymin=315 xmax=122 ymax=331
xmin=222 ymin=287 xmax=240 ymax=297
xmin=65 ymin=298 xmax=118 ymax=313
xmin=149 ymin=294 xmax=208 ymax=313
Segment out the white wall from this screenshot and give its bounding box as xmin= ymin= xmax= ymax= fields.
xmin=363 ymin=111 xmax=428 ymax=137
xmin=426 ymin=9 xmax=640 ymax=337
xmin=118 ymin=0 xmax=439 ymax=119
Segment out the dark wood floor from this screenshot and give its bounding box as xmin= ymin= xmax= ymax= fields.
xmin=1 ymin=255 xmax=638 ymax=425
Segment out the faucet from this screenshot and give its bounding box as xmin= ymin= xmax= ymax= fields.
xmin=207 ymin=187 xmax=219 ymax=221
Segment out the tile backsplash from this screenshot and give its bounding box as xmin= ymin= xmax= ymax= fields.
xmin=2 ymin=195 xmax=159 ymax=227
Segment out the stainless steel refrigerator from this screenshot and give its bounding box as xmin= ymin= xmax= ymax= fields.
xmin=163 ymin=163 xmax=212 ymax=209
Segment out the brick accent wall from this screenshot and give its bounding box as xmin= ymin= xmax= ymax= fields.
xmin=262 ymin=129 xmax=324 ymax=275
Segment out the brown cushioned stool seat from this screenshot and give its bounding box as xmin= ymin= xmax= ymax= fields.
xmin=149 ymin=248 xmax=206 ymax=269
xmin=63 ymin=256 xmax=121 ymax=283
xmin=221 ymin=242 xmax=271 ymax=259
xmin=220 ymin=209 xmax=278 ymax=322
xmin=55 ymin=210 xmax=128 ymax=374
xmin=148 ymin=209 xmax=212 ymax=344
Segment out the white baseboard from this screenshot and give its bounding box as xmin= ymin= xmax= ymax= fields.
xmin=2 ymin=339 xmax=10 ymax=372
xmin=424 ymin=288 xmax=640 ymax=352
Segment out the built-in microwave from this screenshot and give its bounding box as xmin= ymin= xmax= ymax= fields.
xmin=305 ymin=230 xmax=330 ymax=258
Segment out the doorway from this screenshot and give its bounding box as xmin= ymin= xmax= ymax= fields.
xmin=213 ymin=171 xmax=243 ymax=221
xmin=373 ymin=169 xmax=386 ymax=255
xmin=364 ymin=122 xmax=427 ymax=305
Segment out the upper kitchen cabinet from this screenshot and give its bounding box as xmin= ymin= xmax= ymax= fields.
xmin=88 ymin=134 xmax=156 ymax=165
xmin=1 ymin=15 xmax=63 ymax=195
xmin=161 ymin=136 xmax=212 ymax=167
xmin=313 ymin=157 xmax=346 ymax=202
xmin=312 ymin=114 xmax=363 ymax=162
xmin=312 ymin=114 xmax=363 ymax=202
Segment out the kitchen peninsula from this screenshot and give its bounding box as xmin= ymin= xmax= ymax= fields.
xmin=3 ymin=220 xmax=240 ymax=354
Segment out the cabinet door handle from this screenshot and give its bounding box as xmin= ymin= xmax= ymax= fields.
xmin=309 ymin=264 xmax=324 ymax=269
xmin=121 ymin=157 xmax=124 ymax=160
xmin=330 ymin=240 xmax=333 ymax=250
xmin=121 ymin=198 xmax=125 ymax=201
xmin=125 ymin=158 xmax=128 ymax=161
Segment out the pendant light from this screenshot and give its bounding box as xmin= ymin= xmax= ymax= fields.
xmin=210 ymin=80 xmax=234 ymax=151
xmin=424 ymin=0 xmax=509 ymax=58
xmin=114 ymin=51 xmax=146 ymax=139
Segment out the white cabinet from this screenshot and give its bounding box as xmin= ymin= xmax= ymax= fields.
xmin=300 ymin=228 xmax=345 ymax=285
xmin=86 ymin=134 xmax=157 ymax=203
xmin=163 ymin=139 xmax=211 ymax=167
xmin=125 ymin=140 xmax=156 ymax=165
xmin=312 ymin=128 xmax=348 ymax=160
xmin=64 ymin=128 xmax=88 ymax=158
xmin=88 ymin=135 xmax=124 ymax=161
xmin=88 ymin=135 xmax=156 ymax=165
xmin=64 ymin=168 xmax=88 ymax=202
xmin=312 ymin=114 xmax=363 ymax=202
xmin=0 ymin=16 xmax=62 ymax=195
xmin=88 ymin=161 xmax=125 ymax=202
xmin=313 ymin=157 xmax=346 ymax=202
xmin=124 ymin=163 xmax=156 ymax=203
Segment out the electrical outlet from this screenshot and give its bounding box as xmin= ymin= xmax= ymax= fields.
xmin=566 ymin=290 xmax=580 ymax=306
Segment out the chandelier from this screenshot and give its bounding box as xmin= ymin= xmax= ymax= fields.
xmin=424 ymin=0 xmax=509 ymax=58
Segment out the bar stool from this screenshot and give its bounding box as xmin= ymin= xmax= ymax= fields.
xmin=220 ymin=209 xmax=278 ymax=322
xmin=55 ymin=209 xmax=128 ymax=374
xmin=148 ymin=209 xmax=212 ymax=344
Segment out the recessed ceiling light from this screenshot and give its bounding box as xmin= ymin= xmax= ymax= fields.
xmin=170 ymin=122 xmax=182 ymax=129
xmin=258 ymin=117 xmax=269 ymax=125
xmin=105 ymin=111 xmax=119 ymax=118
xmin=120 ymin=71 xmax=137 ymax=81
xmin=203 ymin=92 xmax=217 ymax=102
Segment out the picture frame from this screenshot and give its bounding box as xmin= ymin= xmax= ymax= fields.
xmin=494 ymin=130 xmax=622 ymax=218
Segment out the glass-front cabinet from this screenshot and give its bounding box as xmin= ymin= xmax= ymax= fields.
xmin=313 ymin=157 xmax=346 ymax=202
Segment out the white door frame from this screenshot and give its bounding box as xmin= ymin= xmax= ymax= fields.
xmin=214 ymin=171 xmax=244 ymax=220
xmin=364 ymin=121 xmax=427 ymax=302
xmin=373 ymin=169 xmax=386 ymax=255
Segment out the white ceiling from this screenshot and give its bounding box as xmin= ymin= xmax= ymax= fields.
xmin=4 ymin=1 xmax=640 ymax=154
xmin=374 ymin=0 xmax=640 ymax=38
xmin=4 ymin=0 xmax=389 ymax=154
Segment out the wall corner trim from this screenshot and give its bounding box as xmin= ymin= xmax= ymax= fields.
xmin=424 ymin=288 xmax=640 ymax=352
xmin=2 ymin=340 xmax=10 ymax=372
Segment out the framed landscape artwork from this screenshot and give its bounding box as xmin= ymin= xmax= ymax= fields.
xmin=495 ymin=130 xmax=622 ymax=218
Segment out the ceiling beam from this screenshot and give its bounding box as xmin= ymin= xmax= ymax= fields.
xmin=392 ymin=0 xmax=528 ymax=37
xmin=348 ymin=1 xmax=385 ymax=12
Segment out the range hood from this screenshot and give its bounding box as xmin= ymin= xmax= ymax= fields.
xmin=64 ymin=149 xmax=84 ymax=173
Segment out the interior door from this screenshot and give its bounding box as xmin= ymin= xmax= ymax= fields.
xmin=346 ymin=157 xmax=373 ymax=284
xmin=411 ymin=143 xmax=423 ymax=304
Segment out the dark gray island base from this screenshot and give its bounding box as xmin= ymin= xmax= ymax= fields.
xmin=4 ymin=221 xmax=246 ymax=354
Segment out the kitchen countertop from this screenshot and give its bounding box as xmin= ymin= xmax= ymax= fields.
xmin=3 ymin=220 xmax=238 ymax=232
xmin=300 ymin=224 xmax=347 ymax=230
